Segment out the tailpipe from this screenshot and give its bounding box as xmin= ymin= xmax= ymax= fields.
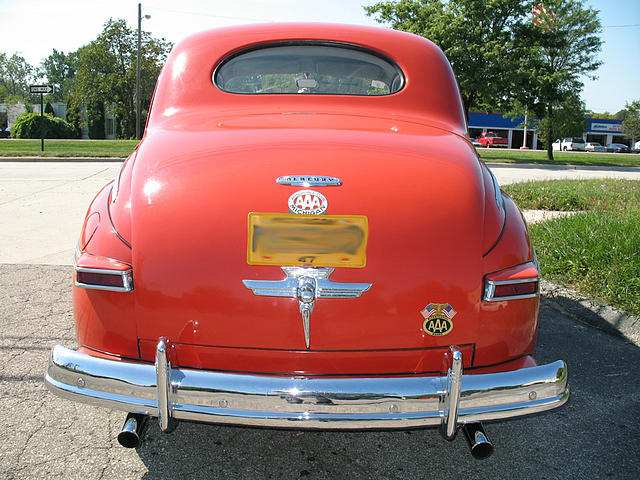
xmin=462 ymin=422 xmax=494 ymax=459
xmin=117 ymin=413 xmax=149 ymax=448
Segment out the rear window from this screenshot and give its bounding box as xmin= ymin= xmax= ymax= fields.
xmin=571 ymin=138 xmax=585 ymax=143
xmin=214 ymin=42 xmax=404 ymax=96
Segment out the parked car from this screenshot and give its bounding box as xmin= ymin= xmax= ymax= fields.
xmin=45 ymin=23 xmax=568 ymax=458
xmin=475 ymin=131 xmax=508 ymax=148
xmin=552 ymin=137 xmax=586 ymax=151
xmin=586 ymin=141 xmax=606 ymax=152
xmin=635 ymin=140 xmax=640 ymax=153
xmin=606 ymin=143 xmax=630 ymax=153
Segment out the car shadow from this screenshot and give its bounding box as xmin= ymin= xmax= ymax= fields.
xmin=133 ymin=294 xmax=640 ymax=480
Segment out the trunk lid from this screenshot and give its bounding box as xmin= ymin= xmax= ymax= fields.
xmin=131 ymin=114 xmax=486 ymax=355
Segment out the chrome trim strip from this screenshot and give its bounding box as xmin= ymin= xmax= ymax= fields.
xmin=488 ymin=168 xmax=504 ymax=212
xmin=111 ymin=161 xmax=126 ymax=203
xmin=243 ymin=267 xmax=372 ymax=300
xmin=277 ymin=175 xmax=342 ymax=187
xmin=45 ymin=344 xmax=569 ymax=430
xmin=106 ymin=186 xmax=133 ymax=250
xmin=483 ymin=276 xmax=540 ymax=302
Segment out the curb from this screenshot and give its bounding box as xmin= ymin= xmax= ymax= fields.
xmin=0 ymin=156 xmax=125 ymax=162
xmin=486 ymin=162 xmax=640 ymax=172
xmin=541 ymin=279 xmax=640 ymax=347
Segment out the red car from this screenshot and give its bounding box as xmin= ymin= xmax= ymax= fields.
xmin=476 ymin=132 xmax=509 ymax=148
xmin=45 ymin=23 xmax=568 ymax=459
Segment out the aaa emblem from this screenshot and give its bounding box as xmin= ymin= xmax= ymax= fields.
xmin=420 ymin=303 xmax=456 ymax=336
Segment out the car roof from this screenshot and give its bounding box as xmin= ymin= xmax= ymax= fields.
xmin=147 ymin=23 xmax=466 ymax=135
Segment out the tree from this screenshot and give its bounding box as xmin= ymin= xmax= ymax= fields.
xmin=534 ymin=93 xmax=587 ymax=147
xmin=0 ymin=52 xmax=35 ymax=101
xmin=365 ymin=0 xmax=531 ymax=118
xmin=73 ymin=19 xmax=172 ymax=139
xmin=511 ymin=0 xmax=602 ymax=160
xmin=41 ymin=49 xmax=78 ymax=103
xmin=622 ymin=100 xmax=640 ymax=144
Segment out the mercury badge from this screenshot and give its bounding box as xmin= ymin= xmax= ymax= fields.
xmin=421 ymin=303 xmax=456 ymax=336
xmin=288 ymin=190 xmax=328 ymax=215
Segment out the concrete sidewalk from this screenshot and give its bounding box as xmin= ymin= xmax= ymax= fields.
xmin=1 ymin=161 xmax=639 ymax=266
xmin=0 ymin=156 xmax=124 ymax=162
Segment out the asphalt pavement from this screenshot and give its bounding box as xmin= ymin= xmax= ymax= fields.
xmin=1 ymin=264 xmax=639 ymax=479
xmin=1 ymin=162 xmax=639 ymax=479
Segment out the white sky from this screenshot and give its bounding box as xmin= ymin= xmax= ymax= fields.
xmin=1 ymin=0 xmax=638 ymax=114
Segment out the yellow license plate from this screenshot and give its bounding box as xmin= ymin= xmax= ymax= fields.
xmin=247 ymin=213 xmax=368 ymax=268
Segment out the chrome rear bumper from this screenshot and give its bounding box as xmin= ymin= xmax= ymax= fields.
xmin=45 ymin=340 xmax=569 ymax=434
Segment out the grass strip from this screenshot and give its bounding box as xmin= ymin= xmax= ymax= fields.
xmin=480 ymin=148 xmax=640 ymax=167
xmin=1 ymin=139 xmax=640 ymax=166
xmin=0 ymin=139 xmax=139 ymax=157
xmin=504 ymin=179 xmax=640 ymax=316
xmin=503 ymin=178 xmax=640 ymax=211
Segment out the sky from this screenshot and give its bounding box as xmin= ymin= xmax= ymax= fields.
xmin=1 ymin=0 xmax=638 ymax=114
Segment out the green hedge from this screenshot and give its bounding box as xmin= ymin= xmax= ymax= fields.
xmin=10 ymin=112 xmax=79 ymax=139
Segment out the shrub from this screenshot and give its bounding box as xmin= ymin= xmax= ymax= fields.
xmin=10 ymin=112 xmax=78 ymax=139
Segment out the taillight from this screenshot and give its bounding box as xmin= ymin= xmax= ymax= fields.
xmin=483 ymin=261 xmax=539 ymax=301
xmin=74 ymin=252 xmax=133 ymax=292
xmin=75 ymin=269 xmax=133 ymax=291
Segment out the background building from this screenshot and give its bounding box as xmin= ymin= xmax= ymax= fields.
xmin=468 ymin=112 xmax=538 ymax=149
xmin=468 ymin=112 xmax=632 ymax=149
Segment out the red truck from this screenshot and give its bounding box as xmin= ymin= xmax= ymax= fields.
xmin=476 ymin=132 xmax=508 ymax=148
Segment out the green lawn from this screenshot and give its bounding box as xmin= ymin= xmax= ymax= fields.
xmin=503 ymin=179 xmax=640 ymax=316
xmin=1 ymin=139 xmax=639 ymax=166
xmin=480 ymin=147 xmax=640 ymax=167
xmin=0 ymin=139 xmax=139 ymax=157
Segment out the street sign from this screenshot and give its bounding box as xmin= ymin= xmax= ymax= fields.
xmin=30 ymin=85 xmax=54 ymax=94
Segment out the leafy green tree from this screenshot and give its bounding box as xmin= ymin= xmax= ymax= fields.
xmin=87 ymin=101 xmax=105 ymax=139
xmin=65 ymin=99 xmax=84 ymax=138
xmin=534 ymin=93 xmax=587 ymax=147
xmin=73 ymin=19 xmax=172 ymax=139
xmin=45 ymin=101 xmax=55 ymax=116
xmin=365 ymin=0 xmax=531 ymax=117
xmin=0 ymin=52 xmax=35 ymax=101
xmin=511 ymin=0 xmax=602 ymax=160
xmin=622 ymin=100 xmax=640 ymax=144
xmin=41 ymin=49 xmax=77 ymax=103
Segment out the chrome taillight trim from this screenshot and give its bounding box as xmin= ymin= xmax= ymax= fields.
xmin=74 ymin=266 xmax=134 ymax=292
xmin=483 ymin=277 xmax=540 ymax=302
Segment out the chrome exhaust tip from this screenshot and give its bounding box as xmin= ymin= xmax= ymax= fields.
xmin=117 ymin=413 xmax=148 ymax=448
xmin=462 ymin=422 xmax=494 ymax=459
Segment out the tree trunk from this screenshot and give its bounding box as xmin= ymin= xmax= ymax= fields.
xmin=546 ymin=104 xmax=554 ymax=161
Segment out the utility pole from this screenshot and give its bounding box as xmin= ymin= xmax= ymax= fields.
xmin=136 ymin=3 xmax=150 ymax=140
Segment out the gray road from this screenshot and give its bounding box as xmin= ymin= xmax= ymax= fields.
xmin=1 ymin=162 xmax=639 ymax=478
xmin=1 ymin=264 xmax=639 ymax=479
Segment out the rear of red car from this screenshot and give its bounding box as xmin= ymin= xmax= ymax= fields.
xmin=46 ymin=24 xmax=568 ymax=456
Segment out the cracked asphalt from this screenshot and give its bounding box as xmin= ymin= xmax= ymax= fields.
xmin=1 ymin=264 xmax=639 ymax=479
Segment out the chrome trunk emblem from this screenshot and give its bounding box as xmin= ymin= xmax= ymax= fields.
xmin=277 ymin=175 xmax=342 ymax=187
xmin=242 ymin=267 xmax=372 ymax=349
